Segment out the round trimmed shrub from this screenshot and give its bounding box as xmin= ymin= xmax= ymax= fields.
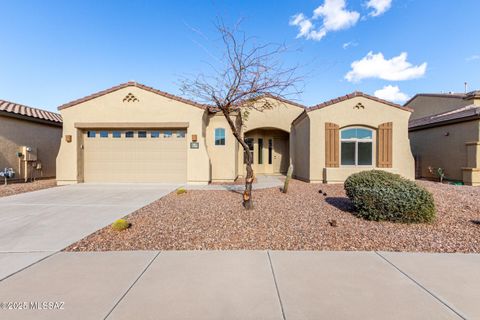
xmin=111 ymin=219 xmax=130 ymax=231
xmin=344 ymin=170 xmax=436 ymax=223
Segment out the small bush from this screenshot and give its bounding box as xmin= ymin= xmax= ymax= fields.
xmin=111 ymin=219 xmax=130 ymax=231
xmin=344 ymin=170 xmax=436 ymax=223
xmin=176 ymin=187 xmax=187 ymax=195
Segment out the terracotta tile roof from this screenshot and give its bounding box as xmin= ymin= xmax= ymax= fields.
xmin=58 ymin=81 xmax=209 ymax=110
xmin=308 ymin=91 xmax=413 ymax=112
xmin=409 ymin=104 xmax=480 ymax=130
xmin=0 ymin=99 xmax=62 ymax=124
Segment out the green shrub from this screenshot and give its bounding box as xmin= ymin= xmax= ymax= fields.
xmin=111 ymin=219 xmax=130 ymax=231
xmin=176 ymin=187 xmax=187 ymax=195
xmin=344 ymin=170 xmax=436 ymax=223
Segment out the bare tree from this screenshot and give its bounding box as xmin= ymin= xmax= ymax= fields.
xmin=180 ymin=20 xmax=302 ymax=209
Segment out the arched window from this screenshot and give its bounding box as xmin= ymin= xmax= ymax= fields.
xmin=340 ymin=127 xmax=373 ymax=166
xmin=215 ymin=128 xmax=226 ymax=146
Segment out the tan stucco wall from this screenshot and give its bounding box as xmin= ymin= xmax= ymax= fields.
xmin=296 ymin=96 xmax=414 ymax=183
xmin=0 ymin=114 xmax=61 ymax=180
xmin=242 ymin=97 xmax=304 ymax=133
xmin=407 ymin=96 xmax=470 ymax=120
xmin=56 ymin=86 xmax=210 ymax=185
xmin=290 ymin=113 xmax=310 ymax=181
xmin=206 ymin=113 xmax=238 ymax=181
xmin=410 ymin=120 xmax=480 ymax=181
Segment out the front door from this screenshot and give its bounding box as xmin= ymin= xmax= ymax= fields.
xmin=273 ymin=138 xmax=289 ymax=173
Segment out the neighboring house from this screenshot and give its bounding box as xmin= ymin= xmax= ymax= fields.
xmin=0 ymin=99 xmax=62 ymax=181
xmin=56 ymin=82 xmax=414 ymax=185
xmin=407 ymin=91 xmax=480 ymax=185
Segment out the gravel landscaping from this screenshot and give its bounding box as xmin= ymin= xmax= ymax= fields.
xmin=65 ymin=179 xmax=480 ymax=253
xmin=0 ymin=179 xmax=57 ymax=198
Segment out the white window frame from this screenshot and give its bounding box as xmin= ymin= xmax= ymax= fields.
xmin=214 ymin=128 xmax=226 ymax=146
xmin=340 ymin=127 xmax=374 ymax=167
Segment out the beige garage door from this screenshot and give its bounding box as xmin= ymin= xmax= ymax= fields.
xmin=83 ymin=129 xmax=187 ymax=183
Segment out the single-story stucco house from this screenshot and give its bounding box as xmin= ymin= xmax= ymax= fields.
xmin=407 ymin=90 xmax=480 ymax=185
xmin=0 ymin=99 xmax=62 ymax=181
xmin=56 ymin=82 xmax=414 ymax=185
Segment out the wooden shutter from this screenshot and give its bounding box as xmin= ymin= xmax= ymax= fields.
xmin=325 ymin=123 xmax=339 ymax=167
xmin=377 ymin=122 xmax=393 ymax=168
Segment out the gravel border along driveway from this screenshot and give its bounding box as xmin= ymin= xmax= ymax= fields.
xmin=65 ymin=179 xmax=480 ymax=253
xmin=0 ymin=179 xmax=57 ymax=198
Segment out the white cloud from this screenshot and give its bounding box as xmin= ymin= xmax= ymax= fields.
xmin=374 ymin=85 xmax=409 ymax=103
xmin=466 ymin=55 xmax=480 ymax=61
xmin=289 ymin=13 xmax=326 ymax=40
xmin=313 ymin=0 xmax=360 ymax=31
xmin=290 ymin=0 xmax=360 ymax=41
xmin=345 ymin=51 xmax=427 ymax=82
xmin=342 ymin=41 xmax=358 ymax=49
xmin=366 ymin=0 xmax=392 ymax=17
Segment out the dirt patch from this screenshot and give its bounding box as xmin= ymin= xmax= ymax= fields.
xmin=65 ymin=179 xmax=480 ymax=253
xmin=0 ymin=179 xmax=57 ymax=198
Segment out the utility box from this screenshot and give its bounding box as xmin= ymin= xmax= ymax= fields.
xmin=21 ymin=146 xmax=38 ymax=161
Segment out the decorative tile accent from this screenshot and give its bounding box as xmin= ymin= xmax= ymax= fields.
xmin=354 ymin=102 xmax=365 ymax=109
xmin=123 ymin=93 xmax=139 ymax=102
xmin=262 ymin=100 xmax=273 ymax=109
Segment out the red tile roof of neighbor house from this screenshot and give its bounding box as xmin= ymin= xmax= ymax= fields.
xmin=58 ymin=81 xmax=209 ymax=110
xmin=409 ymin=104 xmax=480 ymax=130
xmin=307 ymin=91 xmax=413 ymax=112
xmin=0 ymin=99 xmax=62 ymax=124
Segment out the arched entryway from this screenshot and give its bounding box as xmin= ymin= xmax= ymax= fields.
xmin=241 ymin=128 xmax=290 ymax=175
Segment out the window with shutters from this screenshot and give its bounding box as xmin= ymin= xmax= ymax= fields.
xmin=340 ymin=127 xmax=373 ymax=166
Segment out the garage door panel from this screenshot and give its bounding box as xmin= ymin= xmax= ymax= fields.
xmin=83 ymin=130 xmax=187 ymax=183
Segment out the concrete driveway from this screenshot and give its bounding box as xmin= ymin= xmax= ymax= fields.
xmin=0 ymin=183 xmax=178 ymax=280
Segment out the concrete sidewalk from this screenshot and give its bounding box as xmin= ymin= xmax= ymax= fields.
xmin=0 ymin=183 xmax=177 ymax=280
xmin=0 ymin=251 xmax=478 ymax=319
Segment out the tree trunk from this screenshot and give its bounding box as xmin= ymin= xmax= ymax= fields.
xmin=220 ymin=108 xmax=255 ymax=209
xmin=243 ymin=150 xmax=254 ymax=210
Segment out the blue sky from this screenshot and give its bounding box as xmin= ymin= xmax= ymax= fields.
xmin=0 ymin=0 xmax=479 ymax=112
